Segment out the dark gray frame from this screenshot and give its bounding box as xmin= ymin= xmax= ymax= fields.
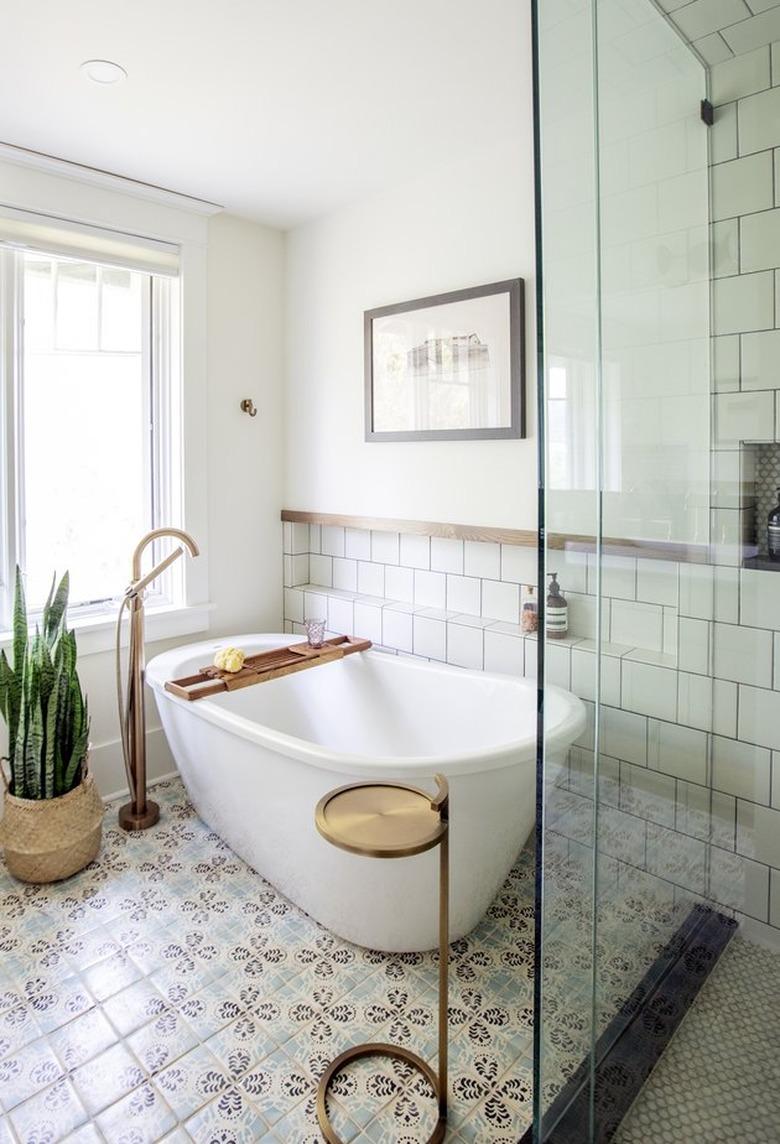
xmin=364 ymin=278 xmax=525 ymax=442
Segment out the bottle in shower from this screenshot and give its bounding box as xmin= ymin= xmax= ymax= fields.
xmin=546 ymin=572 xmax=568 ymax=640
xmin=769 ymin=489 xmax=780 ymax=561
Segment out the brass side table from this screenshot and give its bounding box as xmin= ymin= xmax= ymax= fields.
xmin=314 ymin=775 xmax=450 ymax=1144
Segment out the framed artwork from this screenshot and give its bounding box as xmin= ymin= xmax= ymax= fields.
xmin=364 ymin=278 xmax=525 ymax=442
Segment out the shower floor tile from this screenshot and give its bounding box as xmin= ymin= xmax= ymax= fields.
xmin=0 ymin=778 xmax=538 ymax=1142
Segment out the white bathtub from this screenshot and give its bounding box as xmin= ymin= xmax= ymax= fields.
xmin=146 ymin=635 xmax=585 ymax=951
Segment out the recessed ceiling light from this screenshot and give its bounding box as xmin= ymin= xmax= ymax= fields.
xmin=80 ymin=59 xmax=127 ymax=85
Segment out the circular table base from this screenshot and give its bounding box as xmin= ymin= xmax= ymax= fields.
xmin=316 ymin=1042 xmax=446 ymax=1144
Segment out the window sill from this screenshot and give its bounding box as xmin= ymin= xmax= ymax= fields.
xmin=0 ymin=602 xmax=214 ymax=658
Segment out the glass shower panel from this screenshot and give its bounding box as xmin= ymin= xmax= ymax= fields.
xmin=534 ymin=0 xmax=711 ymax=1139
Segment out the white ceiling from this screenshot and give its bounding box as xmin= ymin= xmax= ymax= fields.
xmin=659 ymin=0 xmax=780 ymax=64
xmin=0 ymin=0 xmax=527 ymax=229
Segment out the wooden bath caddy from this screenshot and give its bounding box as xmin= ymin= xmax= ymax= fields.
xmin=164 ymin=635 xmax=372 ymax=701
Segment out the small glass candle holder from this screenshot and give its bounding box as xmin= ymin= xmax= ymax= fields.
xmin=304 ymin=618 xmax=326 ymax=648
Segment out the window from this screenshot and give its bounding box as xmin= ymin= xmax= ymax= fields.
xmin=0 ymin=217 xmax=182 ymax=628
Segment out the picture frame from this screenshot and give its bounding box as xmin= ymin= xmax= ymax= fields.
xmin=364 ymin=278 xmax=525 ymax=442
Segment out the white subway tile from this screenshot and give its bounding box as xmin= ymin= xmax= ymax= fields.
xmin=600 ymin=805 xmax=647 ymax=867
xmin=570 ymin=647 xmax=621 ymax=706
xmin=309 ymin=523 xmax=322 ymax=554
xmin=738 ymin=683 xmax=780 ymax=749
xmin=714 ymin=389 xmax=774 ymax=446
xmin=678 ymin=617 xmax=711 ymax=674
xmin=714 ymin=622 xmax=772 ymax=687
xmin=482 ymin=580 xmax=520 ymax=624
xmin=309 ymin=554 xmax=333 ymax=588
xmin=345 ymin=528 xmax=371 ymax=560
xmin=382 ymin=607 xmax=413 ymax=653
xmin=430 ymin=537 xmax=464 ymax=574
xmin=385 ymin=565 xmax=414 ymax=604
xmin=714 ymin=678 xmax=739 ymax=738
xmin=357 ymin=562 xmax=385 ymax=598
xmin=328 ymin=595 xmax=354 ymax=635
xmin=712 ymin=735 xmax=771 ymax=802
xmin=741 ymin=329 xmax=780 ymax=390
xmin=321 ymin=525 xmax=345 ymax=557
xmin=332 ymin=558 xmax=358 ymax=593
xmin=712 ymin=334 xmax=740 ymax=391
xmin=484 ymin=630 xmax=524 ymax=676
xmin=709 ymin=848 xmax=769 ymax=921
xmin=446 ymin=622 xmax=484 ymax=670
xmin=370 ymin=530 xmax=400 ymax=565
xmin=567 ymin=592 xmax=609 ymax=642
xmin=711 ymin=151 xmax=773 ymax=220
xmin=354 ymin=601 xmax=382 ymax=643
xmin=648 ymin=718 xmax=708 ymax=783
xmin=737 ymin=84 xmax=780 ymax=154
xmin=611 ymin=599 xmax=664 ymax=651
xmin=724 ymin=6 xmax=780 ymax=55
xmin=679 ymin=562 xmax=714 ymax=618
xmin=413 ymin=615 xmax=446 ymax=661
xmin=715 ymin=566 xmax=740 ymax=623
xmin=414 ymin=569 xmax=446 ymax=610
xmin=446 ymin=575 xmax=481 ymax=616
xmin=601 ymin=706 xmax=647 ymax=766
xmin=636 ymin=559 xmax=679 ymax=606
xmin=284 ymin=588 xmax=304 ymax=623
xmin=282 ymin=522 xmax=292 ymax=554
xmin=587 ymin=553 xmax=636 ymax=599
xmin=464 ymin=540 xmax=501 ymax=580
xmin=737 ymin=800 xmax=780 ymax=866
xmin=711 ymin=218 xmax=739 ymax=278
xmin=647 ymin=823 xmax=707 ymax=894
xmin=292 ymin=522 xmax=310 ymax=555
xmin=713 ymin=271 xmax=774 ymax=334
xmin=303 ymin=590 xmax=328 ymax=621
xmin=622 ymin=660 xmax=678 ymax=721
xmin=677 ymin=782 xmax=736 ymax=848
xmin=501 ymin=544 xmax=538 ymax=585
xmin=544 ymin=642 xmax=570 ymax=689
xmin=694 ymin=32 xmax=733 ymax=67
xmin=673 ymin=0 xmax=750 ymax=41
xmin=711 ymin=44 xmax=771 ymax=103
xmin=399 ymin=533 xmax=430 ymax=570
xmin=620 ymin=763 xmax=675 ymax=829
xmin=741 ymin=207 xmax=780 ymax=273
xmin=740 ymin=567 xmax=780 ymax=628
xmin=711 ymin=101 xmax=738 ymax=164
xmin=677 ymin=670 xmax=714 ymax=731
xmin=773 ymin=752 xmax=780 ymax=810
xmin=290 ymin=554 xmax=310 ymax=586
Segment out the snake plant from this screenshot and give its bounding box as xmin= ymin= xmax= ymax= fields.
xmin=0 ymin=567 xmax=90 ymax=799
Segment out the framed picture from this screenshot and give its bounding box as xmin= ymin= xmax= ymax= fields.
xmin=364 ymin=278 xmax=525 ymax=442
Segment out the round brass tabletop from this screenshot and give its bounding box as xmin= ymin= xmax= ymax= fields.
xmin=315 ymin=780 xmax=448 ymax=859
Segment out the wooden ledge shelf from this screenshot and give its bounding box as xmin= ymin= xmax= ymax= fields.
xmin=165 ymin=635 xmax=372 ymax=701
xmin=281 ymin=510 xmax=711 ymax=565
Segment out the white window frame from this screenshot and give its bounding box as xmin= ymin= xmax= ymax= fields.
xmin=0 ymin=161 xmax=214 ymax=654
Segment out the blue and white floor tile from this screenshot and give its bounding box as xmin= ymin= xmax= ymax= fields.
xmin=0 ymin=779 xmax=539 ymax=1142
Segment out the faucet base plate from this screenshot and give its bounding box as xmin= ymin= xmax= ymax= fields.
xmin=118 ymin=800 xmax=160 ymax=832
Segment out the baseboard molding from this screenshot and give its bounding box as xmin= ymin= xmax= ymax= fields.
xmin=521 ymin=904 xmax=737 ymax=1143
xmin=101 ymin=768 xmax=180 ymax=804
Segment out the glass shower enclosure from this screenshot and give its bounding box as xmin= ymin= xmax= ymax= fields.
xmin=532 ymin=0 xmax=780 ymax=1139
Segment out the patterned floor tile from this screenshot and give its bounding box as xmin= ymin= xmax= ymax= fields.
xmin=96 ymin=1081 xmax=177 ymax=1143
xmin=9 ymin=1077 xmax=87 ymax=1144
xmin=0 ymin=777 xmax=539 ymax=1142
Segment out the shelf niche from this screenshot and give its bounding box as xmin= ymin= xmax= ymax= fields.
xmin=742 ymin=441 xmax=780 ymax=571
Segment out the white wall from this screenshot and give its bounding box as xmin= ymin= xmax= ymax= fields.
xmin=1 ymin=206 xmax=286 ymax=799
xmin=284 ymin=135 xmax=536 ymax=530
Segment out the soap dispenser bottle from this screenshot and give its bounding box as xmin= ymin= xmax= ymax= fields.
xmin=546 ymin=573 xmax=568 ymax=640
xmin=768 ymin=488 xmax=780 ymax=561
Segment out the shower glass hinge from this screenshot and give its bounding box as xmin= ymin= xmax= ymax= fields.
xmin=700 ymin=98 xmax=714 ymax=125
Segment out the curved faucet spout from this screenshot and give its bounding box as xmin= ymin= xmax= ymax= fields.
xmin=131 ymin=527 xmax=200 ymax=582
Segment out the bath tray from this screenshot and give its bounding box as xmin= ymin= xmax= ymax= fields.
xmin=163 ymin=635 xmax=372 ymax=701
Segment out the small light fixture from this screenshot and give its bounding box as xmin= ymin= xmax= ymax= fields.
xmin=80 ymin=59 xmax=127 ymax=85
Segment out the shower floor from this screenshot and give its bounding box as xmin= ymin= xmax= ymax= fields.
xmin=615 ymin=935 xmax=780 ymax=1144
xmin=0 ymin=779 xmax=536 ymax=1143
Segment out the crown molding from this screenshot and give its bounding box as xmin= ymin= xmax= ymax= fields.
xmin=0 ymin=141 xmax=223 ymax=217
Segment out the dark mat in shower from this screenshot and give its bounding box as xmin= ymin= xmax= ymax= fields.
xmin=521 ymin=902 xmax=738 ymax=1144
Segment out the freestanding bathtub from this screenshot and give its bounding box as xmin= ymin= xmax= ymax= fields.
xmin=146 ymin=635 xmax=585 ymax=952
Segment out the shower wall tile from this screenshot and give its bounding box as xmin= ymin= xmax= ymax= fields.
xmin=712 ymin=734 xmax=772 ymax=802
xmin=345 ymin=527 xmax=371 ymax=560
xmin=430 ymin=536 xmax=463 ymax=574
xmin=333 ymin=556 xmax=358 ymax=592
xmin=711 ymin=151 xmax=774 ymax=219
xmin=484 ymin=629 xmax=525 ymax=676
xmin=736 ymin=800 xmax=780 ymax=866
xmin=736 ymin=83 xmax=780 ymax=154
xmin=321 ymin=524 xmax=345 ymax=557
xmin=447 ymin=621 xmax=484 ymax=670
xmin=399 ymin=532 xmax=430 ymax=569
xmin=712 ymin=621 xmax=773 ymax=685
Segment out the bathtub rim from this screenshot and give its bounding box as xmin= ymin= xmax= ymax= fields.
xmin=146 ymin=633 xmax=586 ymax=778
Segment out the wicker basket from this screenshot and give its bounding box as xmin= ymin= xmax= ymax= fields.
xmin=0 ymin=762 xmax=104 ymax=884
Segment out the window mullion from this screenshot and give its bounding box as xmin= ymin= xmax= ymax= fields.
xmin=0 ymin=250 xmax=23 ymax=629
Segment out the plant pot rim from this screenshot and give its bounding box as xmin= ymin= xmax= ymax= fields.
xmin=3 ymin=768 xmax=95 ymax=811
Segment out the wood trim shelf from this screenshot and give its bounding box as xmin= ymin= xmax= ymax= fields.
xmin=280 ymin=510 xmax=711 ymax=564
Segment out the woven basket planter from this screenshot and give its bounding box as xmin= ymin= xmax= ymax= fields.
xmin=0 ymin=764 xmax=104 ymax=884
